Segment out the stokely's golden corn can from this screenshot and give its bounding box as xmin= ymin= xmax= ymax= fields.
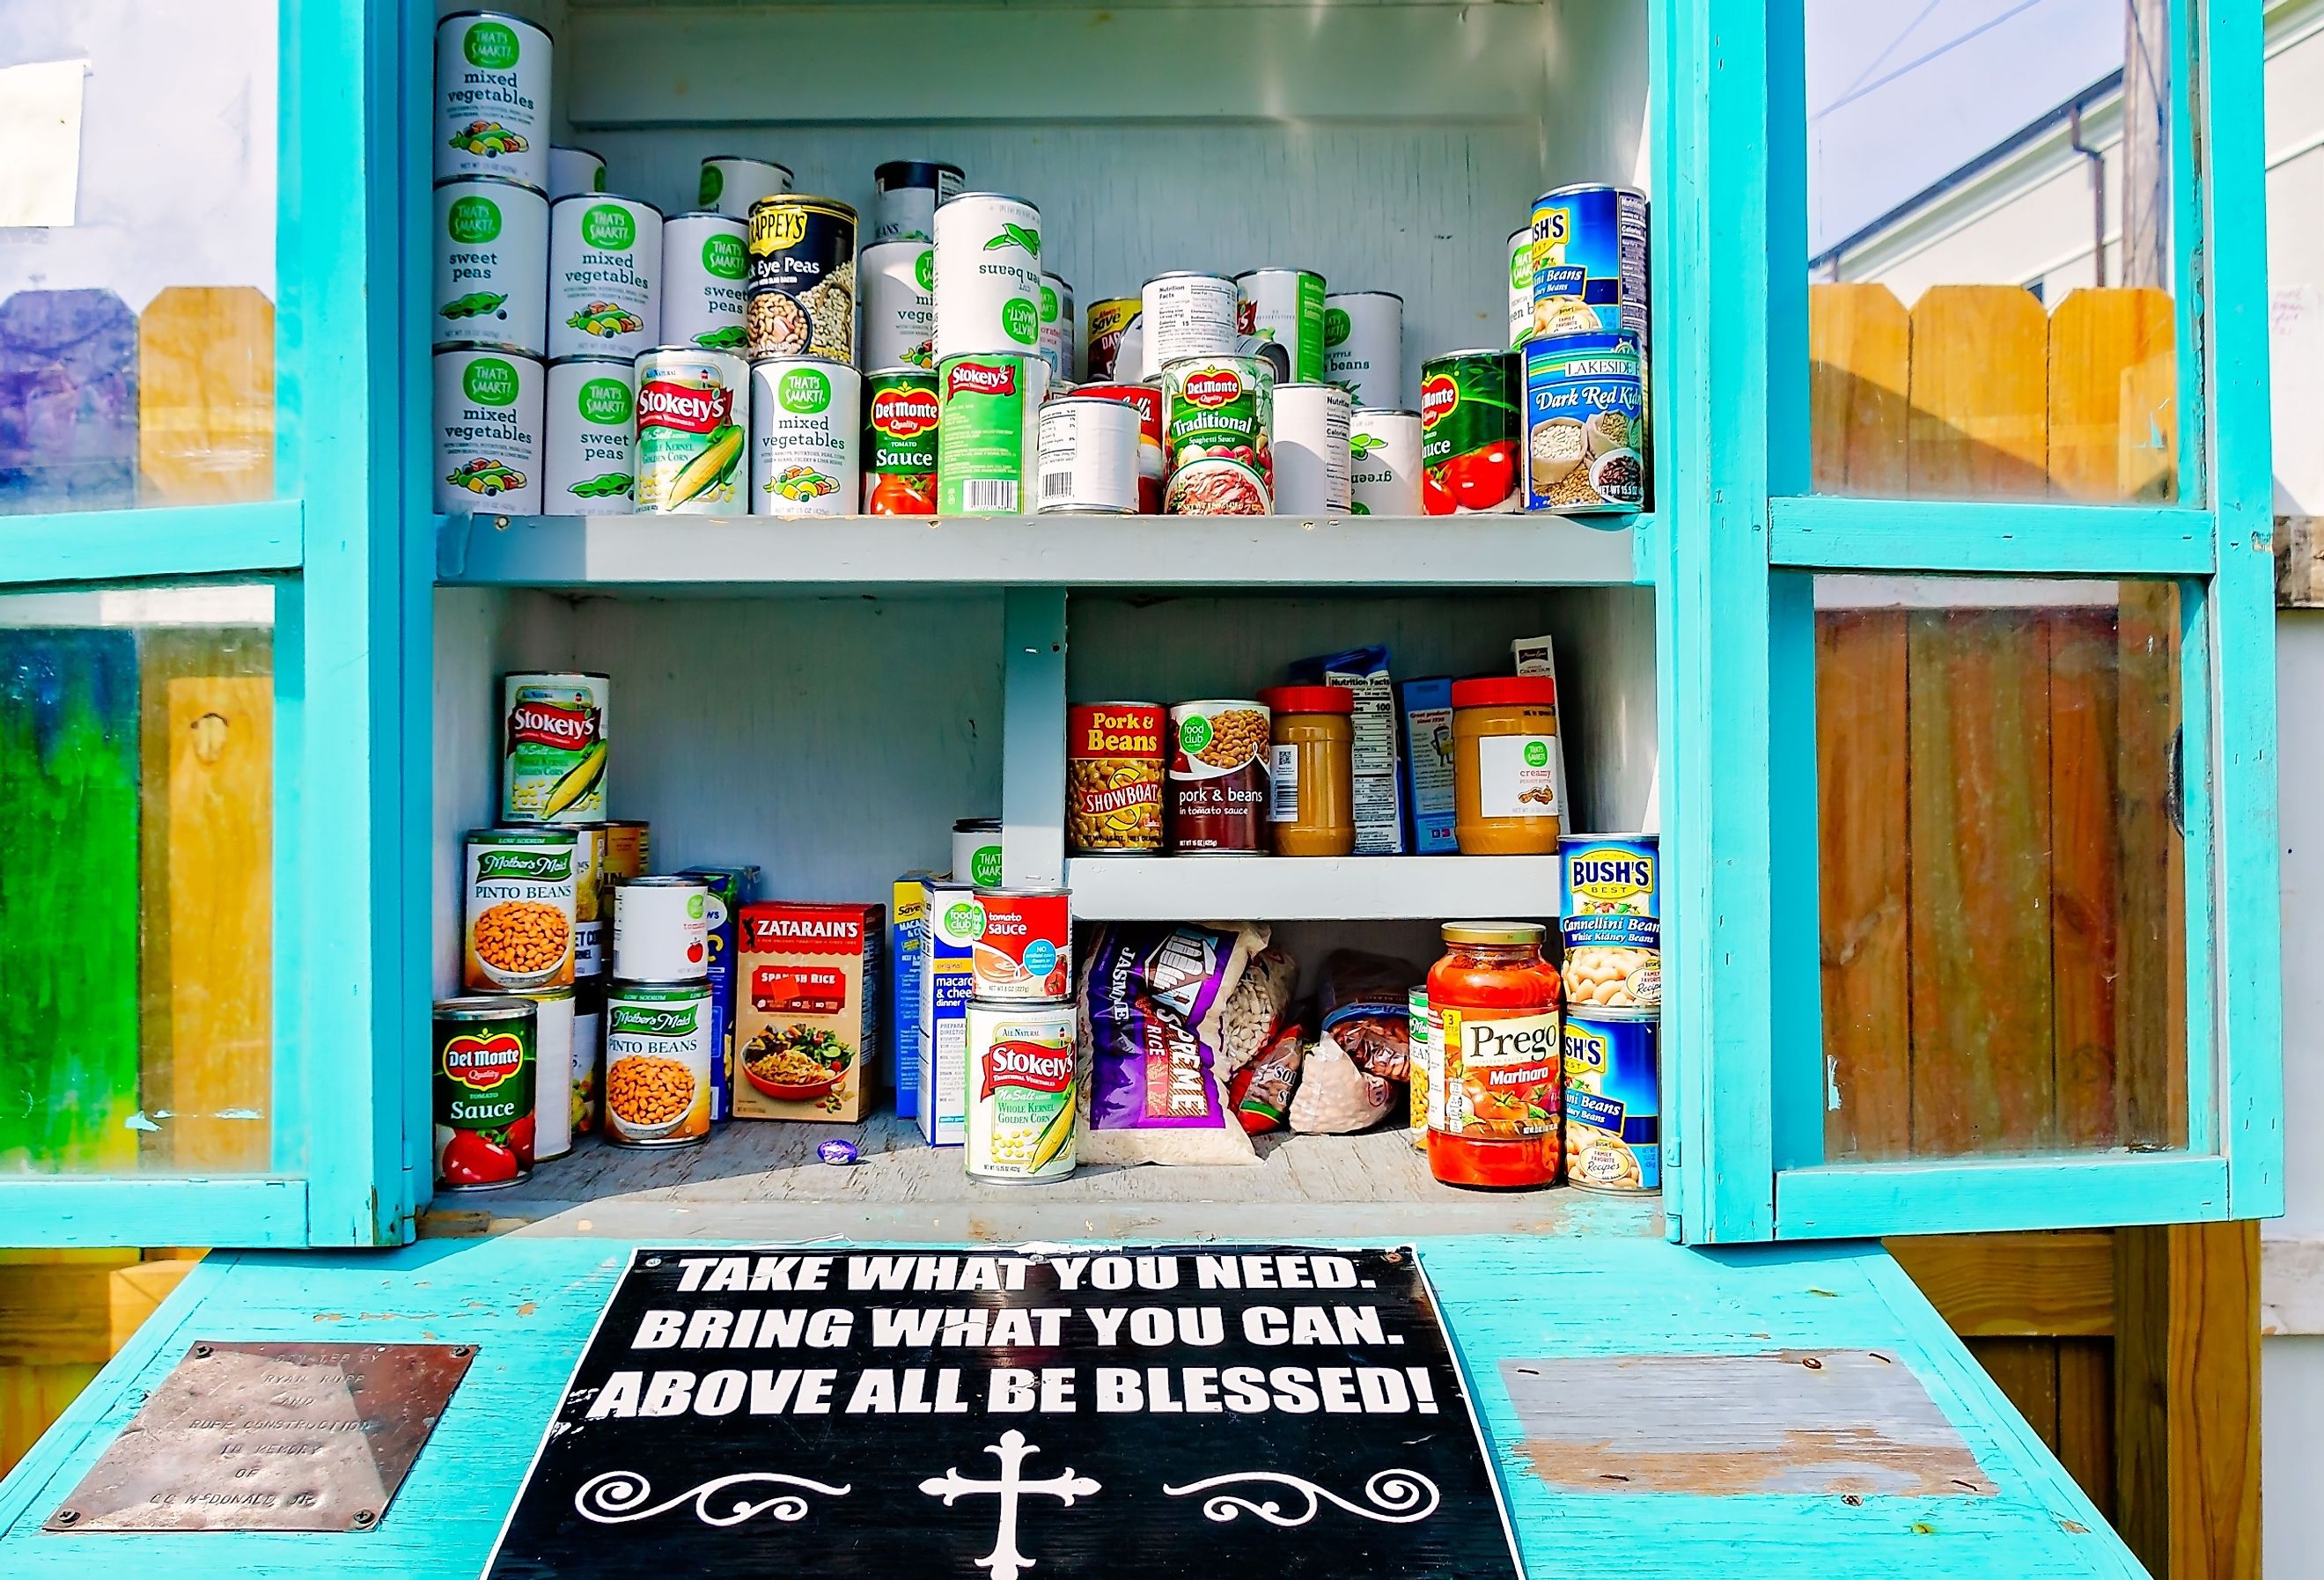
xmin=964 ymin=1000 xmax=1077 ymax=1184
xmin=634 ymin=345 xmax=746 ymax=513
xmin=502 ymin=671 xmax=607 ymax=822
xmin=464 ymin=826 xmax=577 ymax=990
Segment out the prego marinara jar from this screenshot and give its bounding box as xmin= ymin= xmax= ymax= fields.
xmin=1426 ymin=922 xmax=1562 ymax=1189
xmin=1451 ymin=675 xmax=1563 ymax=854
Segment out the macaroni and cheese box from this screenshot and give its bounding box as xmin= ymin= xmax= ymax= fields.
xmin=733 ymin=900 xmax=883 ymax=1123
xmin=916 ymin=880 xmax=977 ymax=1146
xmin=889 ymin=871 xmax=940 ymax=1119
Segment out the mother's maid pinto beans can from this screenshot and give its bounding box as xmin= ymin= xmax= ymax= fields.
xmin=433 ymin=996 xmax=537 ymax=1190
xmin=465 ymin=827 xmax=578 ymax=990
xmin=436 ymin=11 xmax=552 ymax=192
xmin=603 ymin=980 xmax=714 ymax=1148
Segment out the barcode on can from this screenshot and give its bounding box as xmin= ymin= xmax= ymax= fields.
xmin=965 ymin=479 xmax=1019 ymax=511
xmin=1040 ymin=470 xmax=1073 ymax=501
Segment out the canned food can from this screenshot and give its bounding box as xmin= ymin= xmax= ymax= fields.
xmin=502 ymin=670 xmax=608 ymax=823
xmin=1234 ymin=268 xmax=1327 ymax=384
xmin=633 ymin=344 xmax=748 ymax=513
xmin=1038 ymin=273 xmax=1076 ymax=383
xmin=1163 ymin=356 xmax=1273 ymax=516
xmin=1530 ymin=184 xmax=1651 ymax=349
xmin=659 ymin=211 xmax=750 ymax=355
xmin=964 ymin=999 xmax=1078 ymax=1184
xmin=746 ymin=195 xmax=859 ymax=364
xmin=1522 ymin=333 xmax=1645 ymax=515
xmin=1324 ymin=290 xmax=1402 ymax=409
xmin=862 ymin=368 xmax=939 ymax=514
xmin=436 ymin=11 xmax=552 ymax=192
xmin=749 ymin=356 xmax=861 ymax=517
xmin=1563 ymin=1008 xmax=1659 ymax=1191
xmin=518 ymin=986 xmax=576 ymax=1160
xmin=613 ymin=874 xmax=710 ymax=981
xmin=967 ymin=887 xmax=1071 ymax=1001
xmin=603 ymin=980 xmax=714 ymax=1148
xmin=1036 ymin=396 xmax=1140 ymax=515
xmin=548 ymin=195 xmax=663 ymax=361
xmin=1408 ymin=986 xmax=1433 ymax=1147
xmin=937 ymin=352 xmax=1046 ymax=515
xmin=679 ymin=865 xmax=759 ymax=1124
xmin=548 ymin=144 xmax=605 ymax=200
xmin=1420 ymin=350 xmax=1521 ymax=515
xmin=1271 ymin=381 xmax=1352 ymax=515
xmin=1561 ymin=833 xmax=1660 ymax=1009
xmin=1166 ymin=699 xmax=1272 ymax=854
xmin=571 ymin=825 xmax=608 ymax=979
xmin=1067 ymin=702 xmax=1166 ymax=855
xmin=433 ymin=995 xmax=536 ymax=1189
xmin=700 ymin=155 xmax=792 ymax=219
xmin=545 ymin=357 xmax=636 ymax=513
xmin=934 ymin=193 xmax=1043 ymax=363
xmin=862 ymin=240 xmax=936 ymax=371
xmin=1139 ymin=272 xmax=1239 ymax=380
xmin=602 ymin=819 xmax=651 ymax=881
xmin=952 ymin=819 xmax=1003 ymax=887
xmin=1073 ymin=383 xmax=1165 ymax=513
xmin=1506 ymin=226 xmax=1533 ymax=349
xmin=1085 ymin=298 xmax=1141 ymax=382
xmin=464 ymin=827 xmax=577 ymax=990
xmin=1350 ymin=408 xmax=1423 ymax=516
xmin=434 ymin=177 xmax=548 ymax=354
xmin=572 ymin=981 xmax=604 ymax=1133
xmin=874 ymin=159 xmax=966 ymax=243
xmin=434 ymin=347 xmax=544 ymax=513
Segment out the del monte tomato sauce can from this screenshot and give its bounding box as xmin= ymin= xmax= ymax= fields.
xmin=1420 ymin=349 xmax=1520 ymax=514
xmin=1427 ymin=921 xmax=1562 ymax=1188
xmin=864 ymin=367 xmax=939 ymax=513
xmin=434 ymin=996 xmax=537 ymax=1190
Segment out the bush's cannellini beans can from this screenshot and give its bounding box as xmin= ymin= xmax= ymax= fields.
xmin=435 ymin=347 xmax=544 ymax=513
xmin=1036 ymin=396 xmax=1140 ymax=515
xmin=548 ymin=195 xmax=662 ymax=362
xmin=518 ymin=987 xmax=577 ymax=1160
xmin=1349 ymin=408 xmax=1423 ymax=516
xmin=1139 ymin=272 xmax=1239 ymax=380
xmin=1234 ymin=268 xmax=1327 ymax=383
xmin=545 ymin=356 xmax=636 ymax=514
xmin=874 ymin=159 xmax=966 ymax=244
xmin=938 ymin=353 xmax=1047 ymax=515
xmin=658 ymin=212 xmax=750 ymax=355
xmin=964 ymin=1000 xmax=1079 ymax=1184
xmin=862 ymin=239 xmax=937 ymax=371
xmin=548 ymin=145 xmax=606 ymax=199
xmin=1038 ymin=273 xmax=1076 ymax=383
xmin=612 ymin=875 xmax=710 ymax=981
xmin=434 ymin=177 xmax=548 ymax=356
xmin=934 ymin=193 xmax=1043 ymax=363
xmin=1272 ymin=381 xmax=1353 ymax=515
xmin=699 ymin=155 xmax=792 ymax=219
xmin=1507 ymin=226 xmax=1533 ymax=349
xmin=749 ymin=356 xmax=861 ymax=518
xmin=436 ymin=11 xmax=552 ymax=192
xmin=1324 ymin=290 xmax=1403 ymax=409
xmin=634 ymin=345 xmax=749 ymax=514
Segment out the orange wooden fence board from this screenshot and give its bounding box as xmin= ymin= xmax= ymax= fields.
xmin=1808 ymin=283 xmax=1909 ymax=496
xmin=2047 ymin=286 xmax=2174 ymax=503
xmin=136 ymin=285 xmax=274 ymax=506
xmin=1907 ymin=284 xmax=2049 ymax=499
xmin=2047 ymin=611 xmax=2125 ymax=1150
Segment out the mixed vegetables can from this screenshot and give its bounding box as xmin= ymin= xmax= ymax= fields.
xmin=746 ymin=195 xmax=859 ymax=363
xmin=435 ymin=11 xmax=551 ymax=192
xmin=938 ymin=352 xmax=1046 ymax=514
xmin=1162 ymin=355 xmax=1273 ymax=516
xmin=749 ymin=356 xmax=860 ymax=517
xmin=658 ymin=211 xmax=750 ymax=354
xmin=602 ymin=980 xmax=714 ymax=1148
xmin=863 ymin=368 xmax=940 ymax=514
xmin=432 ymin=995 xmax=537 ymax=1190
xmin=964 ymin=1000 xmax=1079 ymax=1184
xmin=501 ymin=670 xmax=608 ymax=823
xmin=464 ymin=826 xmax=578 ymax=990
xmin=934 ymin=193 xmax=1043 ymax=362
xmin=434 ymin=347 xmax=544 ymax=512
xmin=544 ymin=357 xmax=636 ymax=513
xmin=862 ymin=240 xmax=936 ymax=371
xmin=1420 ymin=349 xmax=1521 ymax=514
xmin=434 ymin=176 xmax=548 ymax=354
xmin=548 ymin=195 xmax=662 ymax=361
xmin=634 ymin=345 xmax=747 ymax=513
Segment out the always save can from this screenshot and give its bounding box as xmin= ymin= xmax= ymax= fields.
xmin=435 ymin=347 xmax=544 ymax=513
xmin=434 ymin=176 xmax=548 ymax=354
xmin=699 ymin=155 xmax=792 ymax=218
xmin=862 ymin=239 xmax=936 ymax=371
xmin=1036 ymin=395 xmax=1140 ymax=514
xmin=746 ymin=195 xmax=859 ymax=363
xmin=938 ymin=352 xmax=1046 ymax=515
xmin=1560 ymin=832 xmax=1660 ymax=1010
xmin=1350 ymin=408 xmax=1423 ymax=516
xmin=544 ymin=356 xmax=636 ymax=513
xmin=501 ymin=670 xmax=608 ymax=822
xmin=749 ymin=356 xmax=860 ymax=517
xmin=1140 ymin=272 xmax=1239 ymax=379
xmin=603 ymin=980 xmax=714 ymax=1148
xmin=1038 ymin=272 xmax=1076 ymax=383
xmin=1074 ymin=383 xmax=1165 ymax=514
xmin=1420 ymin=350 xmax=1521 ymax=515
xmin=1235 ymin=268 xmax=1327 ymax=383
xmin=516 ymin=986 xmax=575 ymax=1160
xmin=934 ymin=192 xmax=1043 ymax=362
xmin=874 ymin=159 xmax=966 ymax=244
xmin=1085 ymin=297 xmax=1140 ymax=382
xmin=679 ymin=864 xmax=761 ymax=1122
xmin=433 ymin=996 xmax=536 ymax=1189
xmin=612 ymin=875 xmax=710 ymax=981
xmin=464 ymin=827 xmax=577 ymax=991
xmin=659 ymin=211 xmax=750 ymax=354
xmin=967 ymin=886 xmax=1071 ymax=1001
xmin=1163 ymin=356 xmax=1272 ymax=515
xmin=1272 ymin=380 xmax=1352 ymax=515
xmin=1563 ymin=1009 xmax=1659 ymax=1192
xmin=548 ymin=144 xmax=605 ymax=199
xmin=964 ymin=999 xmax=1078 ymax=1183
xmin=863 ymin=368 xmax=939 ymax=514
xmin=634 ymin=345 xmax=747 ymax=512
xmin=548 ymin=195 xmax=663 ymax=361
xmin=436 ymin=11 xmax=551 ymax=192
xmin=1530 ymin=183 xmax=1651 ymax=348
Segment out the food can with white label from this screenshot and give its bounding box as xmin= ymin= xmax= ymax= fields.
xmin=1073 ymin=383 xmax=1166 ymax=514
xmin=434 ymin=346 xmax=545 ymax=513
xmin=1507 ymin=226 xmax=1533 ymax=349
xmin=1139 ymin=272 xmax=1239 ymax=379
xmin=612 ymin=874 xmax=710 ymax=982
xmin=749 ymin=356 xmax=861 ymax=518
xmin=862 ymin=239 xmax=937 ymax=371
xmin=699 ymin=155 xmax=792 ymax=219
xmin=516 ymin=986 xmax=576 ymax=1160
xmin=874 ymin=159 xmax=966 ymax=244
xmin=658 ymin=211 xmax=750 ymax=355
xmin=545 ymin=356 xmax=636 ymax=513
xmin=548 ymin=194 xmax=662 ymax=362
xmin=572 ymin=827 xmax=608 ymax=981
xmin=572 ymin=983 xmax=604 ymax=1133
xmin=964 ymin=999 xmax=1078 ymax=1184
xmin=1036 ymin=395 xmax=1140 ymax=515
xmin=952 ymin=818 xmax=1004 ymax=887
xmin=938 ymin=352 xmax=1047 ymax=515
xmin=464 ymin=826 xmax=578 ymax=991
xmin=1038 ymin=272 xmax=1076 ymax=383
xmin=934 ymin=192 xmax=1043 ymax=362
xmin=1350 ymin=408 xmax=1423 ymax=516
xmin=502 ymin=670 xmax=608 ymax=824
xmin=633 ymin=344 xmax=748 ymax=513
xmin=548 ymin=144 xmax=605 ymax=199
xmin=603 ymin=979 xmax=714 ymax=1148
xmin=1235 ymin=268 xmax=1327 ymax=384
xmin=746 ymin=195 xmax=859 ymax=364
xmin=434 ymin=177 xmax=548 ymax=354
xmin=1272 ymin=381 xmax=1352 ymax=514
xmin=436 ymin=11 xmax=552 ymax=192
xmin=1324 ymin=290 xmax=1403 ymax=409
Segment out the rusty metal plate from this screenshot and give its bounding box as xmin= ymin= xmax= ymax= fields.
xmin=46 ymin=1341 xmax=475 ymax=1532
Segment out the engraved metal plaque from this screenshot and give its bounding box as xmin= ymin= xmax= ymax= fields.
xmin=47 ymin=1341 xmax=474 ymax=1532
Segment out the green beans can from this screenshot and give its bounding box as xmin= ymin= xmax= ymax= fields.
xmin=1162 ymin=355 xmax=1273 ymax=516
xmin=1419 ymin=349 xmax=1521 ymax=515
xmin=433 ymin=996 xmax=537 ymax=1191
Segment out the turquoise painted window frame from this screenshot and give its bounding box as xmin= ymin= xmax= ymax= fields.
xmin=0 ymin=3 xmax=420 ymax=1249
xmin=1661 ymin=0 xmax=2284 ymax=1244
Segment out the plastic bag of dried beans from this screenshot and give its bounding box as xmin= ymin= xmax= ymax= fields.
xmin=1075 ymin=921 xmax=1267 ymax=1167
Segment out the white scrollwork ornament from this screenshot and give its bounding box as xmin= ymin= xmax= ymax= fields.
xmin=1160 ymin=1468 xmax=1442 ymax=1528
xmin=573 ymin=1469 xmax=853 ymax=1528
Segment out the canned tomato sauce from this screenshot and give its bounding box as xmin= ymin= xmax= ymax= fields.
xmin=1420 ymin=350 xmax=1520 ymax=515
xmin=1560 ymin=833 xmax=1660 ymax=1009
xmin=1167 ymin=699 xmax=1272 ymax=854
xmin=464 ymin=826 xmax=577 ymax=990
xmin=659 ymin=211 xmax=750 ymax=353
xmin=517 ymin=986 xmax=575 ymax=1160
xmin=434 ymin=996 xmax=536 ymax=1190
xmin=436 ymin=11 xmax=551 ymax=192
xmin=746 ymin=195 xmax=858 ymax=364
xmin=864 ymin=368 xmax=939 ymax=514
xmin=749 ymin=356 xmax=860 ymax=517
xmin=434 ymin=347 xmax=543 ymax=513
xmin=967 ymin=886 xmax=1071 ymax=1001
xmin=965 ymin=1000 xmax=1078 ymax=1184
xmin=938 ymin=352 xmax=1045 ymax=515
xmin=1163 ymin=356 xmax=1272 ymax=515
xmin=634 ymin=345 xmax=747 ymax=512
xmin=603 ymin=980 xmax=714 ymax=1148
xmin=1427 ymin=922 xmax=1561 ymax=1189
xmin=1069 ymin=702 xmax=1166 ymax=854
xmin=612 ymin=874 xmax=710 ymax=981
xmin=502 ymin=670 xmax=607 ymax=823
xmin=700 ymin=156 xmax=792 ymax=218
xmin=434 ymin=176 xmax=548 ymax=354
xmin=1563 ymin=1009 xmax=1658 ymax=1191
xmin=544 ymin=357 xmax=636 ymax=513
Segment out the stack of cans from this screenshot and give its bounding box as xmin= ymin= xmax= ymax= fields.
xmin=1557 ymin=833 xmax=1661 ymax=1193
xmin=1518 ymin=184 xmax=1650 ymax=516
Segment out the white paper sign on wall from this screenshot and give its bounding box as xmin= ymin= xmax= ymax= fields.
xmin=0 ymin=59 xmax=89 ymax=228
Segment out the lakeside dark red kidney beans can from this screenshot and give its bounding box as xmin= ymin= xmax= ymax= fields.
xmin=1074 ymin=383 xmax=1165 ymax=513
xmin=1167 ymin=698 xmax=1273 ymax=853
xmin=1420 ymin=349 xmax=1521 ymax=515
xmin=863 ymin=367 xmax=938 ymax=513
xmin=434 ymin=996 xmax=537 ymax=1191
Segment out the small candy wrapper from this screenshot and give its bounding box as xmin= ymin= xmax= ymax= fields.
xmin=817 ymin=1137 xmax=860 ymax=1166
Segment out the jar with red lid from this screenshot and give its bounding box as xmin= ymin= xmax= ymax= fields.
xmin=1426 ymin=922 xmax=1561 ymax=1188
xmin=1257 ymin=685 xmax=1355 ymax=857
xmin=1450 ymin=675 xmax=1562 ymax=855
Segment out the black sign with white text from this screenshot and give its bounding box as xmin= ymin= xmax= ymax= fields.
xmin=483 ymin=1246 xmax=1523 ymax=1579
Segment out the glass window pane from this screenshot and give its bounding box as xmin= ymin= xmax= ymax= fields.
xmin=0 ymin=584 xmax=280 ymax=1174
xmin=0 ymin=2 xmax=277 ymax=515
xmin=1805 ymin=1 xmax=2179 ymax=503
xmin=1814 ymin=575 xmax=2188 ymax=1160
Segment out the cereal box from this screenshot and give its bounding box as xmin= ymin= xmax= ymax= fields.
xmin=733 ymin=900 xmax=883 ymax=1122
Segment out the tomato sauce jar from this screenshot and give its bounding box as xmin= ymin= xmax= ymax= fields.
xmin=1426 ymin=922 xmax=1562 ymax=1188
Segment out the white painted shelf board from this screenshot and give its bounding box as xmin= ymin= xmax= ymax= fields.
xmin=1064 ymin=855 xmax=1564 ymax=921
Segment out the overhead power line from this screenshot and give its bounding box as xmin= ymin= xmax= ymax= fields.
xmin=1812 ymin=0 xmax=2057 ymax=122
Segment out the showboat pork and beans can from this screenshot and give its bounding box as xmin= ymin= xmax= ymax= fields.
xmin=659 ymin=211 xmax=750 ymax=354
xmin=1349 ymin=408 xmax=1423 ymax=516
xmin=1067 ymin=702 xmax=1166 ymax=855
xmin=749 ymin=356 xmax=861 ymax=517
xmin=863 ymin=367 xmax=940 ymax=514
xmin=862 ymin=239 xmax=937 ymax=371
xmin=1323 ymin=290 xmax=1402 ymax=409
xmin=1036 ymin=395 xmax=1141 ymax=514
xmin=746 ymin=194 xmax=859 ymax=364
xmin=501 ymin=670 xmax=607 ymax=823
xmin=1074 ymin=382 xmax=1166 ymax=513
xmin=548 ymin=144 xmax=605 ymax=199
xmin=544 ymin=356 xmax=636 ymax=513
xmin=634 ymin=344 xmax=747 ymax=513
xmin=873 ymin=159 xmax=966 ymax=244
xmin=1162 ymin=355 xmax=1272 ymax=516
xmin=1522 ymin=332 xmax=1645 ymax=515
xmin=434 ymin=176 xmax=548 ymax=354
xmin=967 ymin=886 xmax=1071 ymax=1002
xmin=434 ymin=346 xmax=544 ymax=513
xmin=1530 ymin=183 xmax=1651 ymax=349
xmin=463 ymin=826 xmax=577 ymax=991
xmin=432 ymin=995 xmax=536 ymax=1190
xmin=436 ymin=11 xmax=551 ymax=193
xmin=1560 ymin=832 xmax=1661 ymax=1010
xmin=1420 ymin=349 xmax=1521 ymax=515
xmin=1271 ymin=380 xmax=1352 ymax=515
xmin=938 ymin=352 xmax=1046 ymax=515
xmin=952 ymin=819 xmax=1004 ymax=887
xmin=700 ymin=155 xmax=792 ymax=218
xmin=612 ymin=874 xmax=710 ymax=981
xmin=1234 ymin=268 xmax=1327 ymax=383
xmin=1139 ymin=272 xmax=1239 ymax=380
xmin=934 ymin=192 xmax=1044 ymax=363
xmin=548 ymin=194 xmax=663 ymax=362
xmin=517 ymin=985 xmax=576 ymax=1160
xmin=1167 ymin=699 xmax=1272 ymax=854
xmin=964 ymin=999 xmax=1079 ymax=1184
xmin=603 ymin=979 xmax=715 ymax=1148
xmin=1085 ymin=297 xmax=1140 ymax=382
xmin=1563 ymin=1008 xmax=1659 ymax=1192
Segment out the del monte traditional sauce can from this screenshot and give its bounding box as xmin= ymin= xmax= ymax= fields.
xmin=502 ymin=671 xmax=607 ymax=822
xmin=1428 ymin=922 xmax=1561 ymax=1188
xmin=864 ymin=368 xmax=939 ymax=514
xmin=635 ymin=345 xmax=746 ymax=512
xmin=965 ymin=999 xmax=1078 ymax=1183
xmin=1163 ymin=356 xmax=1272 ymax=515
xmin=1068 ymin=701 xmax=1166 ymax=854
xmin=433 ymin=995 xmax=536 ymax=1190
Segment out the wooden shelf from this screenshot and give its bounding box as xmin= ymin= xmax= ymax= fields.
xmin=1063 ymin=854 xmax=1563 ymax=921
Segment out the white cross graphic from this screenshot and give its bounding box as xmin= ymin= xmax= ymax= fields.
xmin=917 ymin=1429 xmax=1101 ymax=1580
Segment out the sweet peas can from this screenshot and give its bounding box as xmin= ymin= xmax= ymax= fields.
xmin=544 ymin=356 xmax=636 ymax=513
xmin=659 ymin=211 xmax=750 ymax=353
xmin=700 ymin=156 xmax=792 ymax=218
xmin=434 ymin=176 xmax=548 ymax=354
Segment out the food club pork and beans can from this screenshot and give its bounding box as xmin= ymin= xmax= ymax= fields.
xmin=864 ymin=368 xmax=940 ymax=514
xmin=433 ymin=995 xmax=537 ymax=1190
xmin=545 ymin=358 xmax=636 ymax=513
xmin=635 ymin=345 xmax=747 ymax=513
xmin=436 ymin=11 xmax=551 ymax=194
xmin=435 ymin=347 xmax=544 ymax=512
xmin=1167 ymin=699 xmax=1271 ymax=854
xmin=749 ymin=356 xmax=861 ymax=517
xmin=1420 ymin=349 xmax=1521 ymax=515
xmin=501 ymin=671 xmax=607 ymax=823
xmin=434 ymin=177 xmax=548 ymax=356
